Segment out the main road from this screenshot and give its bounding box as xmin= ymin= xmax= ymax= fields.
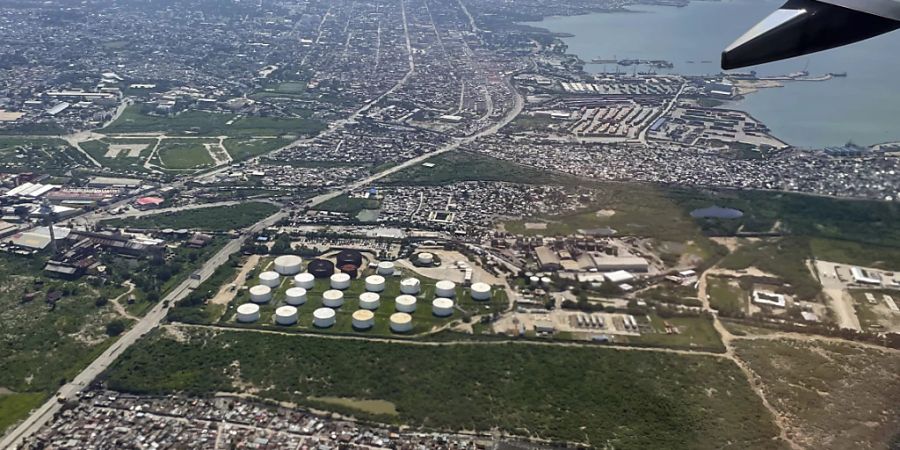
xmin=0 ymin=211 xmax=286 ymax=450
xmin=2 ymin=69 xmax=524 ymax=449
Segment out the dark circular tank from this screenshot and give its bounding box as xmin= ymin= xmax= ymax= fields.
xmin=335 ymin=249 xmax=363 ymax=268
xmin=306 ymin=259 xmax=335 ymax=279
xmin=338 ymin=264 xmax=359 ymax=278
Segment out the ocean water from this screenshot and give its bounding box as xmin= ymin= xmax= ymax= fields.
xmin=523 ymin=0 xmax=900 ymax=147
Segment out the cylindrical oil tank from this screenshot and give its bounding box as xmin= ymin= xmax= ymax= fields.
xmin=540 ymin=276 xmax=552 ymax=286
xmin=273 ymin=255 xmax=302 ymax=275
xmin=529 ymin=275 xmax=540 ymax=285
xmin=435 ymin=280 xmax=456 ymax=298
xmin=417 ymin=252 xmax=434 ymax=265
xmin=399 ymin=277 xmax=420 ymax=295
xmin=285 ymin=287 xmax=307 ymax=306
xmin=249 ymin=285 xmax=272 ymax=303
xmin=365 ymin=275 xmax=385 ymax=292
xmin=322 ymin=289 xmax=344 ymax=308
xmin=236 ymin=303 xmax=260 ymax=323
xmin=313 ymin=307 xmax=336 ymax=328
xmin=275 ymin=305 xmax=298 ymax=325
xmin=395 ymin=295 xmax=417 ymax=312
xmin=307 ymin=259 xmax=335 ymax=279
xmin=330 ymin=273 xmax=351 ymax=290
xmin=432 ymin=297 xmax=454 ymax=317
xmin=258 ymin=271 xmax=280 ymax=288
xmin=390 ymin=312 xmax=413 ymax=333
xmin=338 ymin=264 xmax=359 ymax=278
xmin=293 ymin=272 xmax=315 ymax=289
xmin=335 ymin=249 xmax=363 ymax=267
xmin=471 ymin=282 xmax=491 ymax=301
xmin=352 ymin=309 xmax=375 ymax=330
xmin=354 ymin=291 xmax=377 ymax=310
xmin=376 ymin=261 xmax=395 ymax=276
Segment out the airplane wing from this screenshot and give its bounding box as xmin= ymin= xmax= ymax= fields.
xmin=721 ymin=0 xmax=900 ymax=69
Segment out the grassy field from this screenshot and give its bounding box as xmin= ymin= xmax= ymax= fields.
xmin=155 ymin=139 xmax=216 ymax=170
xmin=249 ymin=81 xmax=309 ymax=100
xmin=103 ymin=105 xmax=325 ymax=137
xmin=734 ymin=338 xmax=900 ymax=450
xmin=707 ymin=276 xmax=746 ymax=317
xmin=81 ymin=138 xmax=156 ymax=172
xmin=624 ymin=313 xmax=725 ymax=352
xmin=719 ymin=237 xmax=821 ymax=300
xmin=222 ymin=137 xmax=290 ymax=161
xmin=105 ymin=328 xmax=785 ymax=449
xmin=102 ymin=202 xmax=278 ymax=231
xmin=384 ymin=151 xmax=584 ymax=186
xmin=315 ymin=195 xmax=381 ymax=215
xmin=0 ymin=392 xmax=46 ymax=434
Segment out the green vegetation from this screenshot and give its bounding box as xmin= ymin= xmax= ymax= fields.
xmin=155 ymin=139 xmax=216 ymax=170
xmin=106 ymin=329 xmax=784 ymax=449
xmin=80 ymin=138 xmax=155 ymax=173
xmin=0 ymin=137 xmax=92 ymax=175
xmin=103 ymin=105 xmax=325 ymax=137
xmin=316 ymin=195 xmax=381 ymax=214
xmin=249 ymin=81 xmax=309 ymax=100
xmin=308 ymin=396 xmax=398 ymax=416
xmin=706 ymin=277 xmax=746 ymax=317
xmin=385 ymin=151 xmax=583 ymax=186
xmin=809 ymin=237 xmax=900 ymax=269
xmin=636 ymin=284 xmax=702 ymax=307
xmin=734 ymin=338 xmax=900 ymax=450
xmin=719 ymin=237 xmax=821 ymax=300
xmin=102 ymin=202 xmax=278 ymax=231
xmin=0 ymin=392 xmax=46 ymax=434
xmin=0 ymin=254 xmax=128 ymax=430
xmin=222 ymin=137 xmax=290 ymax=161
xmin=625 ymin=313 xmax=725 ymax=352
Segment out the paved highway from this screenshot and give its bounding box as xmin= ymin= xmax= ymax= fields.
xmin=1 ymin=74 xmax=525 ymax=449
xmin=0 ymin=211 xmax=285 ymax=450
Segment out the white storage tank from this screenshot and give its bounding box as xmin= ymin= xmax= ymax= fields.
xmin=365 ymin=275 xmax=386 ymax=292
xmin=529 ymin=275 xmax=540 ymax=285
xmin=236 ymin=303 xmax=260 ymax=323
xmin=352 ymin=309 xmax=375 ymax=330
xmin=395 ymin=295 xmax=417 ymax=313
xmin=400 ymin=277 xmax=421 ymax=295
xmin=432 ymin=297 xmax=454 ymax=317
xmin=330 ymin=273 xmax=351 ymax=290
xmin=275 ymin=305 xmax=298 ymax=325
xmin=273 ymin=255 xmax=302 ymax=275
xmin=359 ymin=292 xmax=380 ymax=310
xmin=249 ymin=285 xmax=272 ymax=303
xmin=258 ymin=271 xmax=281 ymax=288
xmin=293 ymin=272 xmax=316 ymax=289
xmin=390 ymin=312 xmax=413 ymax=333
xmin=471 ymin=282 xmax=492 ymax=301
xmin=417 ymin=252 xmax=434 ymax=265
xmin=285 ymin=287 xmax=308 ymax=306
xmin=540 ymin=276 xmax=552 ymax=286
xmin=313 ymin=307 xmax=336 ymax=328
xmin=435 ymin=280 xmax=456 ymax=298
xmin=376 ymin=261 xmax=395 ymax=276
xmin=322 ymin=289 xmax=344 ymax=308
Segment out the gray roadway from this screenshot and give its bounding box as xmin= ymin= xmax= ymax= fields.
xmin=1 ymin=74 xmax=524 ymax=449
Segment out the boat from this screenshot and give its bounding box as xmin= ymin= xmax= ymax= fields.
xmin=828 ymin=72 xmax=847 ymax=77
